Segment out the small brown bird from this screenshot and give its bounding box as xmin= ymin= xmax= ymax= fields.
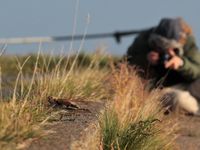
xmin=47 ymin=96 xmax=79 ymax=110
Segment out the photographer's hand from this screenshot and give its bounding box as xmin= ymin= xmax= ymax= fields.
xmin=165 ymin=48 xmax=184 ymax=70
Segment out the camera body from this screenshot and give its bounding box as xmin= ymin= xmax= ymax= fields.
xmin=158 ymin=50 xmax=170 ymax=64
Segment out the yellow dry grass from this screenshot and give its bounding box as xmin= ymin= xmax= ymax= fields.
xmin=100 ymin=62 xmax=178 ymax=150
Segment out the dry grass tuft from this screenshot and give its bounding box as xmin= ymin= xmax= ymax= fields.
xmin=100 ymin=62 xmax=178 ymax=150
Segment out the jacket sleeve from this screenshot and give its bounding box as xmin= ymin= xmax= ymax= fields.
xmin=178 ymin=36 xmax=200 ymax=81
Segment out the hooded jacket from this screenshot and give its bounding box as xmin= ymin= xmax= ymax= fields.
xmin=126 ymin=28 xmax=200 ymax=87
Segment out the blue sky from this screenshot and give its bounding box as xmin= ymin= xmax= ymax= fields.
xmin=0 ymin=0 xmax=199 ymax=55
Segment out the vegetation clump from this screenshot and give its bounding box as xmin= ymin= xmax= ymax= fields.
xmin=100 ymin=63 xmax=177 ymax=150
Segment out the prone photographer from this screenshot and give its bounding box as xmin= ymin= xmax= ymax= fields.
xmin=126 ymin=17 xmax=200 ymax=115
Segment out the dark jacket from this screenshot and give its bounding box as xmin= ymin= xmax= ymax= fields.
xmin=126 ymin=28 xmax=200 ymax=87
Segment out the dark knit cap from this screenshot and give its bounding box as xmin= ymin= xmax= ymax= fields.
xmin=154 ymin=18 xmax=182 ymax=41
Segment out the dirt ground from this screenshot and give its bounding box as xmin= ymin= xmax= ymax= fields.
xmin=22 ymin=101 xmax=200 ymax=150
xmin=176 ymin=114 xmax=200 ymax=150
xmin=23 ymin=100 xmax=105 ymax=150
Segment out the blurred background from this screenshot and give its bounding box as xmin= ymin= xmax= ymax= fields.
xmin=0 ymin=0 xmax=199 ymax=55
